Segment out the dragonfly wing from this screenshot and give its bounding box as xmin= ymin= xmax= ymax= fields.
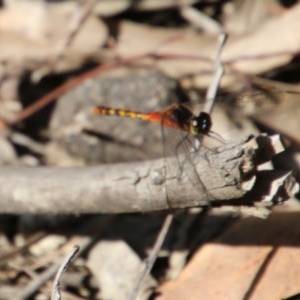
xmin=161 ymin=122 xmax=211 ymax=209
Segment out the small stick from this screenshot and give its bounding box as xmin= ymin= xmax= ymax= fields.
xmin=15 ymin=263 xmax=61 ymax=300
xmin=203 ymin=32 xmax=227 ymax=114
xmin=128 ymin=213 xmax=174 ymax=300
xmin=180 ymin=6 xmax=223 ymax=35
xmin=51 ymin=245 xmax=80 ymax=300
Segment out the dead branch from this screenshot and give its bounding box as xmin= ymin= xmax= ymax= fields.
xmin=0 ymin=135 xmax=296 ymax=215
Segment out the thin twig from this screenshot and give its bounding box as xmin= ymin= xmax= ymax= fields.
xmin=15 ymin=263 xmax=61 ymax=300
xmin=51 ymin=245 xmax=80 ymax=300
xmin=0 ymin=232 xmax=47 ymax=264
xmin=10 ymin=132 xmax=46 ymax=155
xmin=128 ymin=213 xmax=174 ymax=300
xmin=14 ymin=54 xmax=149 ymax=123
xmin=203 ymin=32 xmax=227 ymax=114
xmin=180 ymin=6 xmax=223 ymax=35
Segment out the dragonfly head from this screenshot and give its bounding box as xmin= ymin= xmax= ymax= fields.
xmin=190 ymin=112 xmax=212 ymax=136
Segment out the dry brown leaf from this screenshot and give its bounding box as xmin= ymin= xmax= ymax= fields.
xmin=0 ymin=1 xmax=107 ymax=73
xmin=0 ymin=2 xmax=47 ymax=41
xmin=223 ymin=3 xmax=300 ymax=74
xmin=230 ymin=79 xmax=300 ymax=145
xmin=223 ymin=0 xmax=279 ymax=34
xmin=115 ymin=21 xmax=216 ymax=82
xmin=157 ymin=210 xmax=300 ymax=300
xmin=115 ymin=4 xmax=300 ymax=89
xmin=250 ymin=95 xmax=300 ymax=145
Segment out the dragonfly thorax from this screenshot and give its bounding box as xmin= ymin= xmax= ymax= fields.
xmin=190 ymin=112 xmax=212 ymax=136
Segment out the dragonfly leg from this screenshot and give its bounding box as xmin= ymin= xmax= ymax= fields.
xmin=174 ymin=134 xmax=190 ymax=180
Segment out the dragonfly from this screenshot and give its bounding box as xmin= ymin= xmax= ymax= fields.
xmin=92 ymin=103 xmax=213 ymax=207
xmin=92 ymin=103 xmax=212 ymax=141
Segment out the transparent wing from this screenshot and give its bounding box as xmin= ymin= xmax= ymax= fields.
xmin=161 ymin=116 xmax=211 ymax=209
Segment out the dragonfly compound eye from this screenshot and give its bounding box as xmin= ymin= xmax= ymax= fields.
xmin=197 ymin=112 xmax=212 ymax=134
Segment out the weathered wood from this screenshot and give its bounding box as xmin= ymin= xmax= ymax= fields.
xmin=0 ymin=135 xmax=295 ymax=214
